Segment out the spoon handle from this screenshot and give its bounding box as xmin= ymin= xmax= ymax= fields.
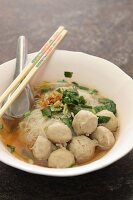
xmin=14 ymin=36 xmax=28 ymax=78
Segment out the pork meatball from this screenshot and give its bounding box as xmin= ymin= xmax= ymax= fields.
xmin=48 ymin=148 xmax=75 ymax=168
xmin=97 ymin=110 xmax=118 ymax=131
xmin=32 ymin=136 xmax=52 ymax=160
xmin=72 ymin=110 xmax=98 ymax=135
xmin=69 ymin=136 xmax=96 ymax=163
xmin=91 ymin=126 xmax=115 ymax=150
xmin=46 ymin=121 xmax=72 ymax=144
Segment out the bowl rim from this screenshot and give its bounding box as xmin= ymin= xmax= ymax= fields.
xmin=0 ymin=50 xmax=133 ymax=177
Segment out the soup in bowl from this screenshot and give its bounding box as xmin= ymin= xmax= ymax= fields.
xmin=0 ymin=50 xmax=133 ymax=176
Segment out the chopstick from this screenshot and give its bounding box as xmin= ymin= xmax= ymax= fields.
xmin=0 ymin=29 xmax=67 ymax=117
xmin=0 ymin=26 xmax=64 ymax=105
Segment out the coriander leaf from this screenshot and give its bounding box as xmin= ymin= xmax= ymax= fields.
xmin=98 ymin=98 xmax=112 ymax=104
xmin=93 ymin=105 xmax=105 ymax=113
xmin=7 ymin=144 xmax=15 ymax=153
xmin=63 ymin=96 xmax=71 ymax=104
xmin=98 ymin=116 xmax=111 ymax=123
xmin=71 ymin=105 xmax=81 ymax=115
xmin=105 ymin=102 xmax=116 ymax=114
xmin=62 ymin=89 xmax=79 ymax=105
xmin=23 ymin=111 xmax=31 ymax=118
xmin=64 ymin=71 xmax=73 ymax=78
xmin=0 ymin=124 xmax=3 ymax=130
xmin=98 ymin=98 xmax=116 ymax=114
xmin=42 ymin=108 xmax=52 ymax=118
xmin=61 ymin=117 xmax=73 ymax=128
xmin=79 ymin=96 xmax=86 ymax=105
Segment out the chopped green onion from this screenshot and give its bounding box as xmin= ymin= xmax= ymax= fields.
xmin=98 ymin=116 xmax=111 ymax=123
xmin=7 ymin=144 xmax=15 ymax=153
xmin=72 ymin=82 xmax=89 ymax=91
xmin=23 ymin=111 xmax=31 ymax=118
xmin=64 ymin=71 xmax=73 ymax=78
xmin=42 ymin=108 xmax=52 ymax=118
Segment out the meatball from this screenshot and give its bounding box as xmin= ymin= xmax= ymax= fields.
xmin=48 ymin=148 xmax=75 ymax=168
xmin=32 ymin=136 xmax=52 ymax=160
xmin=69 ymin=136 xmax=96 ymax=164
xmin=72 ymin=110 xmax=98 ymax=135
xmin=46 ymin=121 xmax=72 ymax=144
xmin=91 ymin=126 xmax=115 ymax=150
xmin=97 ymin=110 xmax=118 ymax=131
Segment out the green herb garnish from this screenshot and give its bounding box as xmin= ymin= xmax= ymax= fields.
xmin=72 ymin=82 xmax=89 ymax=91
xmin=42 ymin=108 xmax=52 ymax=118
xmin=23 ymin=111 xmax=31 ymax=118
xmin=79 ymin=96 xmax=86 ymax=105
xmin=0 ymin=124 xmax=3 ymax=130
xmin=98 ymin=98 xmax=116 ymax=114
xmin=61 ymin=116 xmax=73 ymax=128
xmin=7 ymin=144 xmax=15 ymax=153
xmin=93 ymin=105 xmax=105 ymax=113
xmin=71 ymin=105 xmax=82 ymax=115
xmin=64 ymin=71 xmax=73 ymax=78
xmin=62 ymin=89 xmax=86 ymax=106
xmin=56 ymin=88 xmax=63 ymax=94
xmin=98 ymin=116 xmax=111 ymax=123
xmin=72 ymin=82 xmax=99 ymax=95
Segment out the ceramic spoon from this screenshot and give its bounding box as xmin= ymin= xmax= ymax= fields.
xmin=4 ymin=36 xmax=34 ymax=119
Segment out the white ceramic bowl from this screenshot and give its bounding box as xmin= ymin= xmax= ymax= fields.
xmin=0 ymin=50 xmax=133 ymax=177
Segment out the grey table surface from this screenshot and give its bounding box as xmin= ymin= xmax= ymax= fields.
xmin=0 ymin=0 xmax=133 ymax=200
